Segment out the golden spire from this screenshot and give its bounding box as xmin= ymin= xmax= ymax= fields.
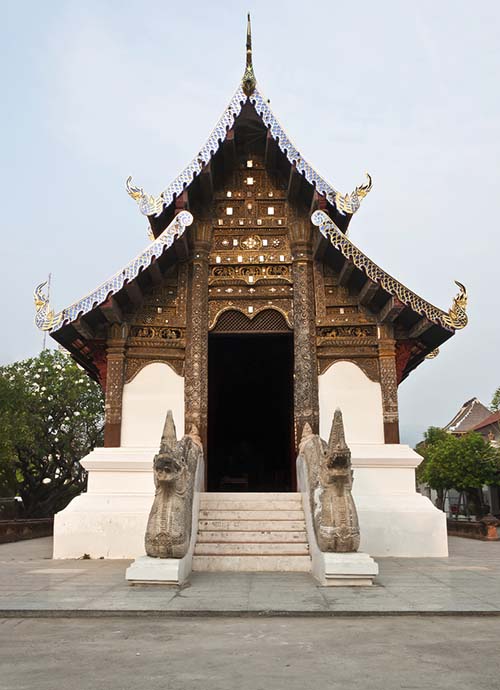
xmin=242 ymin=13 xmax=256 ymax=97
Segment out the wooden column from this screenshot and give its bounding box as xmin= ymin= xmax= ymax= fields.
xmin=184 ymin=224 xmax=211 ymax=451
xmin=103 ymin=324 xmax=128 ymax=447
xmin=378 ymin=329 xmax=400 ymax=444
xmin=290 ymin=219 xmax=319 ymax=443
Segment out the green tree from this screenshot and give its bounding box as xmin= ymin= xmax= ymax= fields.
xmin=417 ymin=427 xmax=500 ymax=516
xmin=418 ymin=431 xmax=460 ymax=509
xmin=451 ymin=432 xmax=500 ymax=515
xmin=0 ymin=349 xmax=104 ymax=517
xmin=416 ymin=427 xmax=450 ymax=508
xmin=491 ymin=386 xmax=500 ymax=412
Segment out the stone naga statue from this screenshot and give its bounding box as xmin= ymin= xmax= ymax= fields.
xmin=299 ymin=409 xmax=360 ymax=552
xmin=145 ymin=411 xmax=203 ymax=559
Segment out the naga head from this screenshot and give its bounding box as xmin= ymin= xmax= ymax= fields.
xmin=153 ymin=410 xmax=184 ymax=485
xmin=33 ymin=280 xmax=62 ymax=332
xmin=322 ymin=408 xmax=353 ymax=489
xmin=126 ymin=176 xmax=144 ymax=201
xmin=34 ymin=282 xmax=48 ymax=311
xmin=335 ymin=172 xmax=372 ymax=215
xmin=452 ymin=281 xmax=467 ymax=312
xmin=443 ymin=280 xmax=468 ymax=330
xmin=356 ymin=172 xmax=373 ymax=200
xmin=153 ymin=449 xmax=184 ymax=484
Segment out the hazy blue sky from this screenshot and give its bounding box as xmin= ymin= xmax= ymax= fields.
xmin=2 ymin=0 xmax=499 ymax=446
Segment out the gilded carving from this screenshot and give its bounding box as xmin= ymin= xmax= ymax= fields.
xmin=184 ymin=232 xmax=210 ymax=439
xmin=209 ymin=264 xmax=291 ymax=284
xmin=125 ymin=357 xmax=184 ymax=383
xmin=313 ymin=261 xmax=326 ymax=317
xmin=334 ymin=173 xmax=372 ymax=217
xmin=105 ymin=355 xmax=124 ymax=426
xmin=379 ymin=351 xmax=399 ymax=425
xmin=242 ymin=13 xmax=256 ymax=97
xmin=291 ymin=230 xmax=319 ymax=437
xmin=317 ymin=325 xmax=376 ymax=339
xmin=126 ymin=176 xmax=164 ymax=217
xmin=103 ymin=326 xmax=128 ymax=445
xmin=33 ymin=281 xmax=63 ymax=332
xmin=177 ymin=262 xmax=188 ymax=322
xmin=130 ymin=325 xmax=183 ymax=340
xmin=318 ymin=357 xmax=379 ymax=382
xmin=213 ymin=235 xmax=284 ymax=251
xmin=426 ymin=348 xmax=440 ymax=360
xmin=442 ymin=281 xmax=468 ymax=330
xmin=209 ymin=300 xmax=293 ymax=330
xmin=130 ymin=276 xmax=179 ymax=326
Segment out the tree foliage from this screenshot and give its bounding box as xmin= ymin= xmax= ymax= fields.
xmin=417 ymin=426 xmax=500 ymax=512
xmin=415 ymin=426 xmax=449 ymax=485
xmin=491 ymin=386 xmax=500 ymax=412
xmin=0 ymin=349 xmax=104 ymax=517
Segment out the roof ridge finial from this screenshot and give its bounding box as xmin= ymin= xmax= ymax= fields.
xmin=242 ymin=12 xmax=256 ymax=97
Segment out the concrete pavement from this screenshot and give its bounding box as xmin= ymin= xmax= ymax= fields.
xmin=1 ymin=616 xmax=499 ymax=690
xmin=1 ymin=537 xmax=500 ymax=615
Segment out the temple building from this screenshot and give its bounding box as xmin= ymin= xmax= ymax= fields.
xmin=444 ymin=398 xmax=493 ymax=437
xmin=444 ymin=398 xmax=500 ymax=516
xmin=35 ymin=17 xmax=467 ymax=566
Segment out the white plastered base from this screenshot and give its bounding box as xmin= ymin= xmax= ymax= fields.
xmin=53 ymin=443 xmax=447 ymax=560
xmin=350 ymin=444 xmax=448 ymax=558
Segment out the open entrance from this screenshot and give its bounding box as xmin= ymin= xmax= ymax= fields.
xmin=207 ymin=332 xmax=294 ymax=492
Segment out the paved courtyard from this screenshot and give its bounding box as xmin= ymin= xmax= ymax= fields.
xmin=1 ymin=537 xmax=500 ymax=615
xmin=1 ymin=616 xmax=500 ymax=690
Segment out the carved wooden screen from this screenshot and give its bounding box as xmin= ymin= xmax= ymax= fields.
xmin=212 ymin=307 xmax=291 ymax=334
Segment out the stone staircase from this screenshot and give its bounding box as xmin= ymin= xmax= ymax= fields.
xmin=192 ymin=492 xmax=311 ymax=572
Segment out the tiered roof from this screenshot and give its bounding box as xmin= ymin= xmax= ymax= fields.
xmin=34 ymin=15 xmax=468 ymax=383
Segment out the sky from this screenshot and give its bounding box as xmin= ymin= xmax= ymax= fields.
xmin=2 ymin=0 xmax=499 ymax=447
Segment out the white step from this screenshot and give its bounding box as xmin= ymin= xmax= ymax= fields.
xmin=199 ymin=499 xmax=302 ymax=511
xmin=194 ymin=492 xmax=311 ymax=573
xmin=201 ymin=493 xmax=302 ymax=502
xmin=199 ymin=509 xmax=304 ymax=521
xmin=200 ymin=493 xmax=303 ymax=510
xmin=194 ymin=542 xmax=309 ymax=556
xmin=197 ymin=530 xmax=307 ymax=543
xmin=191 ymin=555 xmax=312 ymax=572
xmin=198 ymin=519 xmax=306 ymax=532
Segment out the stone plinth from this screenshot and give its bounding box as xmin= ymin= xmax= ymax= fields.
xmin=321 ymin=552 xmax=378 ymax=586
xmin=125 ymin=556 xmax=186 ymax=585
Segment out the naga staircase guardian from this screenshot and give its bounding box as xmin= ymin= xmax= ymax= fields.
xmin=300 ymin=410 xmax=360 ymax=552
xmin=126 ymin=411 xmax=204 ymax=584
xmin=145 ymin=411 xmax=202 ymax=558
xmin=297 ymin=409 xmax=378 ymax=585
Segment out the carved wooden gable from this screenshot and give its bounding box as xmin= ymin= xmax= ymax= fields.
xmin=206 ymin=154 xmax=294 ymax=331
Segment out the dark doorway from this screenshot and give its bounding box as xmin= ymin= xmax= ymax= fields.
xmin=207 ymin=333 xmax=294 ymax=492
